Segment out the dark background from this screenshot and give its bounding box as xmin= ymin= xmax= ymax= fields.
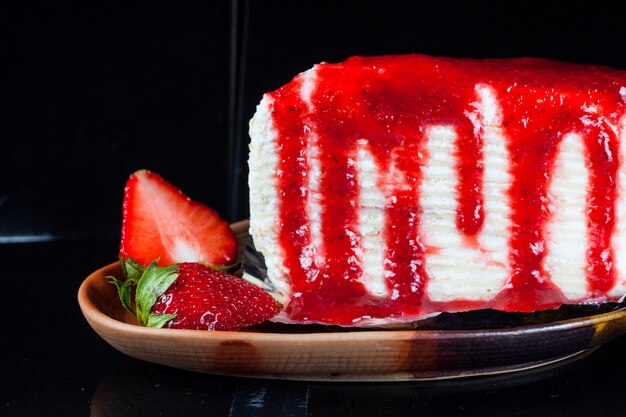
xmin=4 ymin=1 xmax=626 ymax=416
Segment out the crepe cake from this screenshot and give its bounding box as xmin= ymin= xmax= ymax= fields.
xmin=248 ymin=54 xmax=626 ymax=326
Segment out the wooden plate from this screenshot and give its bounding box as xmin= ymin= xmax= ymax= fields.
xmin=78 ymin=220 xmax=626 ymax=381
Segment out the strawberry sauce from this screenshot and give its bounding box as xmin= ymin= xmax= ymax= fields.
xmin=267 ymin=55 xmax=626 ymax=325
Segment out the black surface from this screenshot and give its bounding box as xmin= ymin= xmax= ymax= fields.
xmin=2 ymin=1 xmax=233 ymax=240
xmin=5 ymin=1 xmax=626 ymax=415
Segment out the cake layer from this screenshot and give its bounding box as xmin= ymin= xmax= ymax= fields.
xmin=248 ymin=54 xmax=626 ymax=326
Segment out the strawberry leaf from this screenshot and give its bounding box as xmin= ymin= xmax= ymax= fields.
xmin=121 ymin=256 xmax=145 ymax=281
xmin=106 ymin=275 xmax=137 ymax=318
xmin=135 ymin=261 xmax=179 ymax=325
xmin=146 ymin=313 xmax=177 ymax=328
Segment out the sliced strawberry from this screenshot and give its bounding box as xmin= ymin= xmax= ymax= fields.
xmin=108 ymin=258 xmax=282 ymax=331
xmin=120 ymin=170 xmax=237 ymax=267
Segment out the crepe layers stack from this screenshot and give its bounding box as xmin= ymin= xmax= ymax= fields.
xmin=248 ymin=54 xmax=626 ymax=326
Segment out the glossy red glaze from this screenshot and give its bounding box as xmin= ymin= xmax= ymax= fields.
xmin=268 ymin=55 xmax=626 ymax=325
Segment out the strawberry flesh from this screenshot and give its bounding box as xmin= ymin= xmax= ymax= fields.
xmin=120 ymin=170 xmax=237 ymax=267
xmin=152 ymin=263 xmax=281 ymax=331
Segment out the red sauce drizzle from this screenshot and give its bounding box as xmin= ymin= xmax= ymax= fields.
xmin=268 ymin=55 xmax=626 ymax=325
xmin=582 ymin=115 xmax=620 ymax=294
xmin=269 ymin=77 xmax=317 ymax=302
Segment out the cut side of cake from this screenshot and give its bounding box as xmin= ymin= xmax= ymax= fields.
xmin=248 ymin=54 xmax=626 ymax=326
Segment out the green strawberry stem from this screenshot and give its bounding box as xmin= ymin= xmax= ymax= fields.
xmin=106 ymin=257 xmax=178 ymax=328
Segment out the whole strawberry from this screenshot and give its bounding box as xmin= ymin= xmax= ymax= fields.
xmin=108 ymin=258 xmax=282 ymax=331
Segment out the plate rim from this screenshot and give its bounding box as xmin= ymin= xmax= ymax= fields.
xmin=77 ymin=219 xmax=626 ymax=380
xmin=78 ymin=265 xmax=626 ymax=380
xmin=79 ymin=260 xmax=626 ymax=342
